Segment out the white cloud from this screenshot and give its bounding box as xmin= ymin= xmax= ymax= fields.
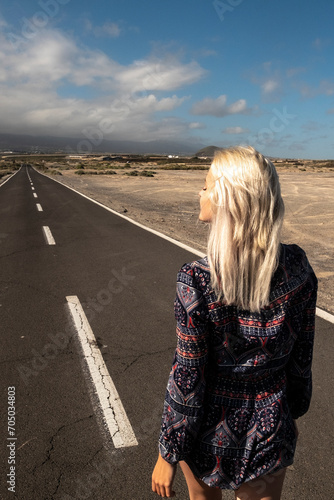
xmin=85 ymin=20 xmax=121 ymax=38
xmin=0 ymin=30 xmax=106 ymax=85
xmin=191 ymin=95 xmax=252 ymax=117
xmin=155 ymin=95 xmax=188 ymax=111
xmin=114 ymin=58 xmax=206 ymax=93
xmin=298 ymin=79 xmax=334 ymax=98
xmin=319 ymin=80 xmax=334 ymax=95
xmin=0 ymin=14 xmax=7 ymax=28
xmin=193 ymin=48 xmax=217 ymax=58
xmin=288 ymin=141 xmax=307 ymax=152
xmin=0 ymin=27 xmax=205 ymax=142
xmin=0 ymin=27 xmax=205 ymax=92
xmin=286 ymin=66 xmax=306 ymax=78
xmin=262 ymin=79 xmax=279 ymax=94
xmin=301 ymin=121 xmax=325 ymax=132
xmin=96 ymin=22 xmax=121 ymax=38
xmin=189 ymin=122 xmax=205 ymax=129
xmin=0 ymin=84 xmax=191 ymax=142
xmin=222 ymin=126 xmax=249 ymax=134
xmin=312 ymin=37 xmax=331 ymax=50
xmin=312 ymin=38 xmax=323 ymax=50
xmin=247 ymin=62 xmax=283 ymax=102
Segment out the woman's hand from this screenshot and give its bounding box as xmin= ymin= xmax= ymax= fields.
xmin=152 ymin=454 xmax=177 ymax=497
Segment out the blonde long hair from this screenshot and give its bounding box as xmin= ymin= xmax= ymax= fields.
xmin=207 ymin=146 xmax=285 ymax=312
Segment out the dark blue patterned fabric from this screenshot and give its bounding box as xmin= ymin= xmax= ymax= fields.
xmin=159 ymin=244 xmax=317 ymax=490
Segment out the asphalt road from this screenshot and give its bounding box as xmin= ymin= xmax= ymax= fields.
xmin=0 ymin=166 xmax=333 ymax=500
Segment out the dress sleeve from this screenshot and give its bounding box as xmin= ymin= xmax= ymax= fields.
xmin=158 ymin=264 xmax=210 ymax=464
xmin=286 ymin=267 xmax=318 ymax=419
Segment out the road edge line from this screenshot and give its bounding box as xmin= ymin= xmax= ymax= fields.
xmin=0 ymin=168 xmax=21 ymax=187
xmin=66 ymin=295 xmax=138 ymax=448
xmin=316 ymin=307 xmax=334 ymax=324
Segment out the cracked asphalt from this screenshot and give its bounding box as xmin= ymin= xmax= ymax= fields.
xmin=0 ymin=166 xmax=333 ymax=500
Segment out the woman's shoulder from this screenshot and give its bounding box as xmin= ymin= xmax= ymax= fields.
xmin=281 ymin=243 xmax=314 ymax=270
xmin=281 ymin=243 xmax=306 ymax=259
xmin=177 ymin=256 xmax=211 ymax=291
xmin=276 ymin=243 xmax=317 ymax=288
xmin=178 ymin=256 xmax=210 ymax=276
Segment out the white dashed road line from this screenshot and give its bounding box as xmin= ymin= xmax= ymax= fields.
xmin=33 ymin=193 xmax=38 ymax=198
xmin=42 ymin=226 xmax=56 ymax=245
xmin=66 ymin=295 xmax=138 ymax=448
xmin=36 ymin=204 xmax=43 ymax=212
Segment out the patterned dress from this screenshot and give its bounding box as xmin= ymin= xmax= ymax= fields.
xmin=159 ymin=244 xmax=317 ymax=490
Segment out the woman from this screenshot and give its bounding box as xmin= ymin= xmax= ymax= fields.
xmin=152 ymin=146 xmax=317 ymax=500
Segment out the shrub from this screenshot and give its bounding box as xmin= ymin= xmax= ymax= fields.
xmin=140 ymin=170 xmax=155 ymax=177
xmin=0 ymin=170 xmax=12 ymax=179
xmin=157 ymin=164 xmax=208 ymax=170
xmin=97 ymin=170 xmax=116 ymax=175
xmin=36 ymin=164 xmax=48 ymax=172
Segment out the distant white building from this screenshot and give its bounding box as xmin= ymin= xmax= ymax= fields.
xmin=67 ymin=155 xmax=88 ymax=159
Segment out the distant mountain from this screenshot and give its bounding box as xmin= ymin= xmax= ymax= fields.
xmin=0 ymin=133 xmax=205 ymax=156
xmin=194 ymin=145 xmax=222 ymax=158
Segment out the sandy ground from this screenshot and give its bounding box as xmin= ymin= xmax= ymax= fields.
xmin=49 ymin=168 xmax=334 ymax=314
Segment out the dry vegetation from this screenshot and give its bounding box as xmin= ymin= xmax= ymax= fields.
xmin=0 ymin=158 xmax=21 ymax=179
xmin=1 ymin=153 xmax=334 ymax=181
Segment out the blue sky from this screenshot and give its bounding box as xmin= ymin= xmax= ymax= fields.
xmin=0 ymin=0 xmax=333 ymax=158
